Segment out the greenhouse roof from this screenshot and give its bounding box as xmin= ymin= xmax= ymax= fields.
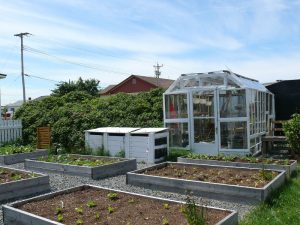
xmin=166 ymin=70 xmax=268 ymax=93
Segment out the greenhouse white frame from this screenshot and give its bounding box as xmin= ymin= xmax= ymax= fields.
xmin=163 ymin=70 xmax=275 ymax=156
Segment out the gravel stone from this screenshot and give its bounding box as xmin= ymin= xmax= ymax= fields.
xmin=0 ymin=162 xmax=255 ymax=224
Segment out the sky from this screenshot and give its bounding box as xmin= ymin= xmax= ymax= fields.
xmin=0 ymin=0 xmax=300 ymax=105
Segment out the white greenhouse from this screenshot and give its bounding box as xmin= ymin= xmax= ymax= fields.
xmin=163 ymin=70 xmax=275 ymax=156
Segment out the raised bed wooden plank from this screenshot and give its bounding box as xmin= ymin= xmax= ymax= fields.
xmin=177 ymin=157 xmax=297 ymax=178
xmin=3 ymin=185 xmax=238 ymax=225
xmin=0 ymin=149 xmax=48 ymax=165
xmin=25 ymin=154 xmax=137 ymax=179
xmin=0 ymin=166 xmax=50 ymax=203
xmin=127 ymin=162 xmax=286 ymax=203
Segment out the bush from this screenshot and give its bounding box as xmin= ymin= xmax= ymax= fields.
xmin=167 ymin=148 xmax=191 ymax=162
xmin=283 ymin=113 xmax=300 ymax=154
xmin=14 ymin=89 xmax=164 ymax=152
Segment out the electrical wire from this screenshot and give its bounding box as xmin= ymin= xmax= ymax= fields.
xmin=24 ymin=45 xmax=131 ymax=75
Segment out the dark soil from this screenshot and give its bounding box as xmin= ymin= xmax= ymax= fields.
xmin=143 ymin=164 xmax=279 ymax=188
xmin=0 ymin=168 xmax=37 ymax=184
xmin=18 ymin=187 xmax=230 ymax=225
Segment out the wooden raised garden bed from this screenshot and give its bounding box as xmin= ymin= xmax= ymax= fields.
xmin=3 ymin=185 xmax=238 ymax=225
xmin=127 ymin=162 xmax=286 ymax=202
xmin=0 ymin=166 xmax=50 ymax=203
xmin=0 ymin=149 xmax=48 ymax=165
xmin=177 ymin=155 xmax=297 ymax=178
xmin=25 ymin=154 xmax=137 ymax=179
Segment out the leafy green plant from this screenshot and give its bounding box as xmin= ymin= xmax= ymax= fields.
xmin=259 ymin=165 xmax=274 ymax=181
xmin=11 ymin=173 xmax=22 ymax=181
xmin=182 ymin=197 xmax=206 ymax=225
xmin=75 ymin=207 xmax=83 ymax=214
xmin=128 ymin=199 xmax=135 ymax=204
xmin=86 ymin=200 xmax=97 ymax=208
xmin=107 ymin=192 xmax=119 ymax=201
xmin=107 ymin=206 xmax=114 ymax=214
xmin=57 ymin=214 xmax=63 ymax=222
xmin=115 ymin=149 xmax=125 ymax=158
xmin=283 ymin=113 xmax=300 ymax=154
xmin=162 ymin=218 xmax=169 ymax=225
xmin=163 ymin=203 xmax=170 ymax=209
xmin=56 ymin=207 xmax=62 ymax=215
xmin=95 ymin=212 xmax=100 ymax=220
xmin=0 ymin=144 xmax=35 ymax=155
xmin=76 ymin=219 xmax=83 ymax=225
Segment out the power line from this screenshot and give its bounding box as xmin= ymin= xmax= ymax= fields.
xmin=23 ymin=45 xmax=131 ymax=75
xmin=24 ymin=73 xmax=60 ymax=83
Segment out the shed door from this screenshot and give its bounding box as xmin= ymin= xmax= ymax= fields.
xmin=191 ymin=90 xmax=218 ymax=155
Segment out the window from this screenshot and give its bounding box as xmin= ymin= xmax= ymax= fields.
xmin=132 ymin=78 xmax=136 ymax=84
xmin=166 ymin=122 xmax=189 ymax=148
xmin=219 ymin=89 xmax=246 ymax=118
xmin=220 ymin=122 xmax=247 ymax=149
xmin=165 ymin=94 xmax=188 ymax=119
xmin=192 ymin=91 xmax=214 ymax=117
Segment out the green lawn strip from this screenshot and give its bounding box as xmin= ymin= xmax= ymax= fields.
xmin=239 ymin=164 xmax=300 ymax=225
xmin=0 ymin=145 xmax=35 ymax=155
xmin=38 ymin=154 xmax=120 ymax=167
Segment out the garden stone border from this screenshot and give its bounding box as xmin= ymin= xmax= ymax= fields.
xmin=3 ymin=184 xmax=238 ymax=225
xmin=126 ymin=162 xmax=286 ymax=203
xmin=25 ymin=154 xmax=137 ymax=179
xmin=177 ymin=157 xmax=297 ymax=178
xmin=0 ymin=149 xmax=48 ymax=165
xmin=0 ymin=166 xmax=50 ymax=203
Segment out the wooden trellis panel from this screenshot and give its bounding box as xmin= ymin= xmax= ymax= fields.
xmin=37 ymin=127 xmax=51 ymax=149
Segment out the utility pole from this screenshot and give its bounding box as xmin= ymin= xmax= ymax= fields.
xmin=153 ymin=62 xmax=163 ymax=86
xmin=14 ymin=32 xmax=31 ymax=103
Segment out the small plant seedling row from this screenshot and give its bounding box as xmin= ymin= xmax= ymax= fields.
xmin=178 ymin=155 xmax=297 ymax=178
xmin=3 ymin=185 xmax=238 ymax=225
xmin=0 ymin=166 xmax=50 ymax=203
xmin=25 ymin=154 xmax=137 ymax=180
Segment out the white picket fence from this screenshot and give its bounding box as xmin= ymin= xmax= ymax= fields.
xmin=0 ymin=120 xmax=22 ymax=144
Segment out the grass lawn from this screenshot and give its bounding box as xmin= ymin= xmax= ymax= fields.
xmin=240 ymin=163 xmax=300 ymax=225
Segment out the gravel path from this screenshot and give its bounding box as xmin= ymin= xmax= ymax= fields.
xmin=0 ymin=162 xmax=255 ymax=224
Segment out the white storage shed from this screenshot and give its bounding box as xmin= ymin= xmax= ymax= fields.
xmin=85 ymin=127 xmax=139 ymax=156
xmin=85 ymin=127 xmax=169 ymax=163
xmin=129 ymin=128 xmax=169 ymax=163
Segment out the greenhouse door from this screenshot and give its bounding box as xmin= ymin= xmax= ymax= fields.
xmin=191 ymin=90 xmax=218 ymax=155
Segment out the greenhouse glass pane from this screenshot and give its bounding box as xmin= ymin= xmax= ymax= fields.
xmin=200 ymin=76 xmax=224 ymax=86
xmin=165 ymin=94 xmax=188 ymax=119
xmin=219 ymin=90 xmax=246 ymax=118
xmin=194 ymin=119 xmax=215 ymax=143
xmin=166 ymin=122 xmax=189 ymax=148
xmin=220 ymin=122 xmax=247 ymax=149
xmin=192 ymin=91 xmax=214 ymax=117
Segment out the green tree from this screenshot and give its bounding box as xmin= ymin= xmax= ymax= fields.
xmin=52 ymin=77 xmax=100 ymax=96
xmin=283 ymin=113 xmax=300 ymax=154
xmin=14 ymin=88 xmax=164 ymax=152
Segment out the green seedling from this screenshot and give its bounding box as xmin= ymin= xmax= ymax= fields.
xmin=86 ymin=200 xmax=97 ymax=208
xmin=128 ymin=199 xmax=135 ymax=204
xmin=107 ymin=206 xmax=114 ymax=214
xmin=75 ymin=207 xmax=83 ymax=214
xmin=107 ymin=192 xmax=119 ymax=201
xmin=183 ymin=197 xmax=206 ymax=225
xmin=11 ymin=173 xmax=22 ymax=181
xmin=163 ymin=203 xmax=170 ymax=209
xmin=56 ymin=207 xmax=62 ymax=215
xmin=76 ymin=219 xmax=83 ymax=225
xmin=162 ymin=218 xmax=169 ymax=225
xmin=95 ymin=212 xmax=100 ymax=220
xmin=57 ymin=214 xmax=63 ymax=222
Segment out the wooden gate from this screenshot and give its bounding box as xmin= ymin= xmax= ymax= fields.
xmin=37 ymin=126 xmax=51 ymax=149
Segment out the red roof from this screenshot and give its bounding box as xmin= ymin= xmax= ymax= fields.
xmin=100 ymin=75 xmax=174 ymax=95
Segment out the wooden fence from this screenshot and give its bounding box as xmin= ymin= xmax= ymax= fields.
xmin=0 ymin=120 xmax=22 ymax=144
